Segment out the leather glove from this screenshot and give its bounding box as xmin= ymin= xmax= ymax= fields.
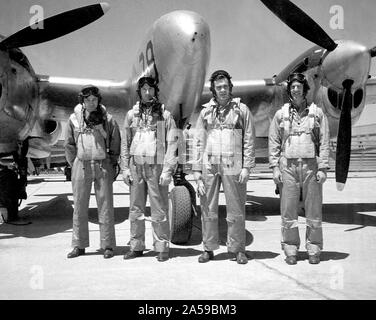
xmin=238 ymin=168 xmax=250 ymax=184
xmin=273 ymin=167 xmax=282 ymax=185
xmin=159 ymin=172 xmax=172 ymax=186
xmin=122 ymin=169 xmax=133 ymax=186
xmin=193 ymin=171 xmax=206 ymax=197
xmin=316 ymin=169 xmax=327 ymax=184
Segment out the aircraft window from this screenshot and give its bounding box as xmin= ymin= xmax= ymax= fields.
xmin=44 ymin=120 xmax=57 ymax=134
xmin=328 ymin=86 xmax=363 ymax=110
xmin=354 ymin=89 xmax=363 ymax=108
xmin=294 ymin=65 xmax=308 ymax=74
xmin=328 ymin=87 xmax=339 ymax=109
xmin=293 ymin=60 xmax=309 ymax=74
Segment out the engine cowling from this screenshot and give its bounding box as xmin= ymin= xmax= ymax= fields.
xmin=318 ymin=84 xmax=365 ymax=139
xmin=27 ymin=119 xmax=62 ymax=158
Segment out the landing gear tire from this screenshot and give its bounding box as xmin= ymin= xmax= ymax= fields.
xmin=168 ymin=185 xmax=193 ymax=245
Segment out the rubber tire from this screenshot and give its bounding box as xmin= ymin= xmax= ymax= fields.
xmin=169 ymin=185 xmax=193 ymax=245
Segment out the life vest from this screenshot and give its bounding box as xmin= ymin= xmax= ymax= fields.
xmin=129 ymin=102 xmax=166 ymax=159
xmin=281 ymin=102 xmax=319 ymax=159
xmin=203 ymin=98 xmax=244 ymax=164
xmin=70 ymin=104 xmax=107 ymax=161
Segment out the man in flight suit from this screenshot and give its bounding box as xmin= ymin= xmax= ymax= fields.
xmin=193 ymin=70 xmax=255 ymax=264
xmin=121 ymin=77 xmax=178 ymax=262
xmin=268 ymin=73 xmax=330 ymax=265
xmin=65 ymin=85 xmax=121 ymax=259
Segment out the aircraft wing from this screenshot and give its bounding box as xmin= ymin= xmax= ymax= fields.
xmin=23 ymin=75 xmax=130 ymax=160
xmin=39 ymin=75 xmax=281 ymax=138
xmin=37 ymin=75 xmax=129 ymax=122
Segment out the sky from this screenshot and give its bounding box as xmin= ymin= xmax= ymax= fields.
xmin=0 ymin=0 xmax=376 ymax=82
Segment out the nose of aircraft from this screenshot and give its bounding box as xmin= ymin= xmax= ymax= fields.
xmin=322 ymin=40 xmax=371 ymax=90
xmin=153 ymin=10 xmax=211 ymax=121
xmin=155 ymin=10 xmax=210 ymax=53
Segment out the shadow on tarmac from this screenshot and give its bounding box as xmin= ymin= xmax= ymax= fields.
xmin=0 ymin=195 xmax=127 ymax=239
xmin=88 ymin=207 xmax=128 ymax=224
xmin=322 ymin=203 xmax=376 ymax=228
xmin=215 ymin=250 xmax=280 ymax=261
xmin=0 ymin=195 xmax=73 ymax=239
xmin=34 ymin=192 xmax=129 ymax=196
xmin=295 ymin=251 xmax=349 ymax=262
xmin=140 ymin=247 xmax=204 ymax=259
xmin=2 ymin=192 xmax=375 ymax=245
xmin=246 ymin=194 xmax=376 ymax=228
xmin=26 ymin=178 xmax=45 ymax=184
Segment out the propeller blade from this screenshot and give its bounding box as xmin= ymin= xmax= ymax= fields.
xmin=260 ymin=0 xmax=337 ymax=52
xmin=335 ymin=80 xmax=353 ymax=191
xmin=0 ymin=3 xmax=109 ymax=49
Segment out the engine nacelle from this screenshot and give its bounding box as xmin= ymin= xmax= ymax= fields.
xmin=27 ymin=119 xmax=62 ymax=158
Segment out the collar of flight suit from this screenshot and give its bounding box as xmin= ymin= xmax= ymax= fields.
xmin=288 ymin=101 xmax=310 ymax=120
xmin=204 ymin=97 xmax=241 ymax=109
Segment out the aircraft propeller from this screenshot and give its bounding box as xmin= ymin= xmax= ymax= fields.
xmin=335 ymin=80 xmax=353 ymax=190
xmin=260 ymin=0 xmax=375 ymax=190
xmin=0 ymin=3 xmax=109 ymax=49
xmin=260 ymin=0 xmax=337 ymax=52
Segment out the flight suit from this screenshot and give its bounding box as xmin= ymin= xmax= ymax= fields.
xmin=269 ymin=102 xmax=330 ymax=257
xmin=120 ymin=102 xmax=178 ymax=253
xmin=193 ymin=98 xmax=255 ymax=253
xmin=65 ymin=104 xmax=121 ymax=250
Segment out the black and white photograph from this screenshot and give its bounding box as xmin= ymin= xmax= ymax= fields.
xmin=0 ymin=0 xmax=375 ymax=305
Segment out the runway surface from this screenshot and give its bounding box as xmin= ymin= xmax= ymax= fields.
xmin=1 ymin=171 xmax=376 ymax=300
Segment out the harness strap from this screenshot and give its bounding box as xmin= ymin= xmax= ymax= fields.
xmin=72 ymin=104 xmax=109 ymax=151
xmin=281 ymin=103 xmax=319 ymax=151
xmin=205 ymin=99 xmax=244 ymax=129
xmin=130 ymin=102 xmax=167 ymax=128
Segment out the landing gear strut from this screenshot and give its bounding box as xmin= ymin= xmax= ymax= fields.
xmin=0 ymin=165 xmax=19 ymax=223
xmin=64 ymin=164 xmax=72 ymax=181
xmin=0 ymin=140 xmax=28 ymax=223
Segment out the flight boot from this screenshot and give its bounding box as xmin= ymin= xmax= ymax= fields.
xmin=285 ymin=255 xmax=297 ymax=265
xmin=104 ymin=248 xmax=114 ymax=259
xmin=67 ymin=247 xmax=85 ymax=258
xmin=198 ymin=251 xmax=214 ymax=263
xmin=123 ymin=250 xmax=143 ymax=260
xmin=157 ymin=252 xmax=169 ymax=262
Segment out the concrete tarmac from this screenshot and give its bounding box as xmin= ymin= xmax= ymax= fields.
xmin=1 ymin=171 xmax=376 ymax=300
